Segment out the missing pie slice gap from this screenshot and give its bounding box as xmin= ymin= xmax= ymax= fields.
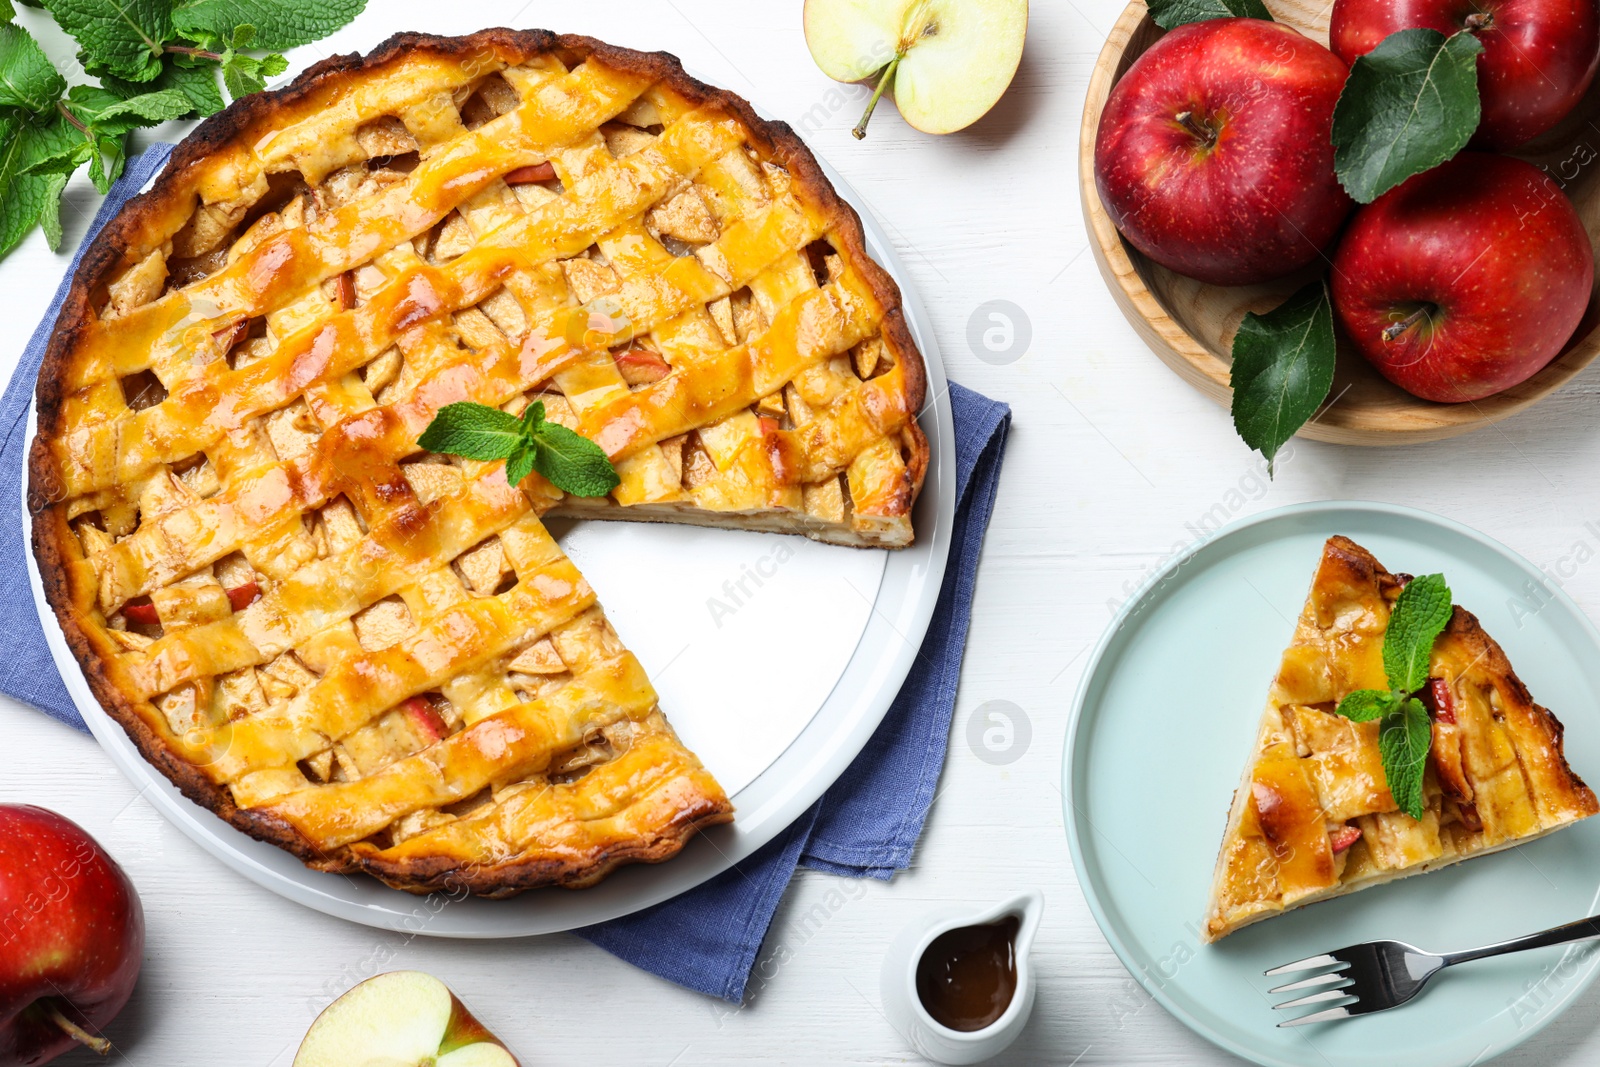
xmin=1202 ymin=535 xmax=1599 ymax=943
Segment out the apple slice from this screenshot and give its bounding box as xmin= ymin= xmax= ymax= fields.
xmin=804 ymin=0 xmax=1029 ymax=138
xmin=613 ymin=346 xmax=671 ymax=386
xmin=294 ymin=971 xmax=519 ymax=1067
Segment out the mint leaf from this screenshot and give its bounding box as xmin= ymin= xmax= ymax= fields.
xmin=36 ymin=167 xmax=65 ymax=249
xmin=0 ymin=1 xmax=16 ymax=22
xmin=1229 ymin=280 xmax=1335 ymax=475
xmin=417 ymin=400 xmax=620 ymax=497
xmin=1335 ymin=689 xmax=1399 ymax=724
xmin=1332 ymin=28 xmax=1482 ymax=204
xmin=218 ymin=48 xmax=285 ymax=99
xmin=1145 ymin=0 xmax=1271 ymax=30
xmin=1378 ymin=696 xmax=1431 ymax=819
xmin=173 ymin=0 xmax=366 ymax=51
xmin=102 ymin=60 xmax=223 ymax=115
xmin=0 ymin=110 xmax=79 ymax=257
xmin=0 ymin=22 xmax=65 ymax=111
xmin=79 ymin=85 xmax=192 ymax=130
xmin=504 ymin=442 xmax=535 ymax=488
xmin=41 ymin=0 xmax=173 ymax=83
xmin=1383 ymin=573 xmax=1452 ymax=693
xmin=417 ymin=402 xmax=525 ymax=460
xmin=528 ymin=420 xmax=621 ymax=498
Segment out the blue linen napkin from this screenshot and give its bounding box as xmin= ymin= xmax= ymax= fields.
xmin=2 ymin=146 xmax=1012 ymax=1003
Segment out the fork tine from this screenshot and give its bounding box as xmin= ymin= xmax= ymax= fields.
xmin=1273 ymin=989 xmax=1359 ymax=1012
xmin=1268 ymin=971 xmax=1354 ymax=995
xmin=1278 ymin=1004 xmax=1354 ymax=1028
xmin=1264 ymin=952 xmax=1341 ymax=976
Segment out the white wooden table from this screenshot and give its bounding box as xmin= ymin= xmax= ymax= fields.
xmin=8 ymin=1 xmax=1600 ymax=1064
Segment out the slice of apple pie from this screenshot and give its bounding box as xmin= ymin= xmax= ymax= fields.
xmin=1202 ymin=536 xmax=1598 ymax=941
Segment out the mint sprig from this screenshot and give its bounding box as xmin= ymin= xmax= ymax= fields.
xmin=0 ymin=0 xmax=365 ymax=260
xmin=1331 ymin=28 xmax=1483 ymax=204
xmin=1229 ymin=280 xmax=1335 ymax=476
xmin=1144 ymin=0 xmax=1272 ymax=29
xmin=1334 ymin=573 xmax=1454 ymax=819
xmin=418 ymin=401 xmax=621 ymax=499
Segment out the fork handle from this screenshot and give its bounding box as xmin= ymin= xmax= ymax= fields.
xmin=1442 ymin=914 xmax=1600 ymax=967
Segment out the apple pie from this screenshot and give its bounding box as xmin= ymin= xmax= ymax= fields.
xmin=27 ymin=30 xmax=928 ymax=895
xmin=1203 ymin=536 xmax=1597 ymax=941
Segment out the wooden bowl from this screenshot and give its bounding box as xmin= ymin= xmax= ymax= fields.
xmin=1080 ymin=0 xmax=1600 ymax=445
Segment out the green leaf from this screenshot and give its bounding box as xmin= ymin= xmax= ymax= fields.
xmin=504 ymin=442 xmax=535 ymax=488
xmin=1383 ymin=573 xmax=1453 ymax=693
xmin=1229 ymin=280 xmax=1336 ymax=474
xmin=36 ymin=167 xmax=65 ymax=249
xmin=1332 ymin=28 xmax=1482 ymax=204
xmin=417 ymin=402 xmax=525 ymax=461
xmin=0 ymin=1 xmax=16 ymax=22
xmin=529 ymin=421 xmax=621 ymax=498
xmin=0 ymin=22 xmax=65 ymax=112
xmin=173 ymin=0 xmax=366 ymax=51
xmin=89 ymin=85 xmax=192 ymax=126
xmin=1145 ymin=0 xmax=1271 ymax=30
xmin=102 ymin=59 xmax=223 ymax=116
xmin=221 ymin=49 xmax=265 ymax=99
xmin=1335 ymin=689 xmax=1399 ymax=724
xmin=1378 ymin=697 xmax=1432 ymax=819
xmin=0 ymin=109 xmax=79 ymax=259
xmin=41 ymin=0 xmax=174 ymax=83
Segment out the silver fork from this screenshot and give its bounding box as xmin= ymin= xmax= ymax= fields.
xmin=1266 ymin=913 xmax=1600 ymax=1026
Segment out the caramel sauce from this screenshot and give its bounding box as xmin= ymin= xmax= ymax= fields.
xmin=915 ymin=915 xmax=1019 ymax=1033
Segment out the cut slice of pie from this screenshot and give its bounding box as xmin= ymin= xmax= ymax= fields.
xmin=1202 ymin=536 xmax=1598 ymax=942
xmin=26 ymin=30 xmax=929 ymax=896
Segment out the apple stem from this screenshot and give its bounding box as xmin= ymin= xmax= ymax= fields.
xmin=1464 ymin=10 xmax=1494 ymax=30
xmin=44 ymin=1003 xmax=111 ymax=1055
xmin=1382 ymin=306 xmax=1432 ymax=342
xmin=1173 ymin=110 xmax=1217 ymax=147
xmin=853 ymin=51 xmax=905 ymax=140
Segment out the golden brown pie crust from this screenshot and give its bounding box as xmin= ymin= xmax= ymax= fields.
xmin=28 ymin=29 xmax=928 ymax=895
xmin=1203 ymin=536 xmax=1598 ymax=941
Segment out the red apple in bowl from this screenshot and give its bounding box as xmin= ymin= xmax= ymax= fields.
xmin=1094 ymin=18 xmax=1354 ymax=287
xmin=0 ymin=805 xmax=144 ymax=1065
xmin=1329 ymin=0 xmax=1600 ymax=148
xmin=1330 ymin=152 xmax=1595 ymax=402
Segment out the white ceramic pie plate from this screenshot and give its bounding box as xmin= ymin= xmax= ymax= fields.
xmin=1064 ymin=501 xmax=1600 ymax=1067
xmin=23 ymin=143 xmax=955 ymax=937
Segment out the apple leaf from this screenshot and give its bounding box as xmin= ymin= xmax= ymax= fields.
xmin=1229 ymin=279 xmax=1335 ymax=474
xmin=1332 ymin=28 xmax=1482 ymax=203
xmin=1145 ymin=0 xmax=1272 ymax=29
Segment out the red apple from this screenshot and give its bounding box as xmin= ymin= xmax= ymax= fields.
xmin=1330 ymin=152 xmax=1594 ymax=402
xmin=1094 ymin=18 xmax=1354 ymax=286
xmin=1330 ymin=0 xmax=1600 ymax=149
xmin=0 ymin=806 xmax=144 ymax=1065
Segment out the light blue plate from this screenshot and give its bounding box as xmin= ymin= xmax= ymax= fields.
xmin=1064 ymin=501 xmax=1600 ymax=1067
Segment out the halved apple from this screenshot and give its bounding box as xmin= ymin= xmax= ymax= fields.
xmin=294 ymin=971 xmax=519 ymax=1067
xmin=804 ymin=0 xmax=1029 ymax=138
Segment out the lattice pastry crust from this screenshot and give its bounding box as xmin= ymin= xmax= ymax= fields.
xmin=1202 ymin=537 xmax=1598 ymax=941
xmin=28 ymin=29 xmax=929 ymax=895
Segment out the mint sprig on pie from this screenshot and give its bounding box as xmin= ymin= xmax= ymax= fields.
xmin=1334 ymin=572 xmax=1453 ymax=818
xmin=419 ymin=400 xmax=620 ymax=498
